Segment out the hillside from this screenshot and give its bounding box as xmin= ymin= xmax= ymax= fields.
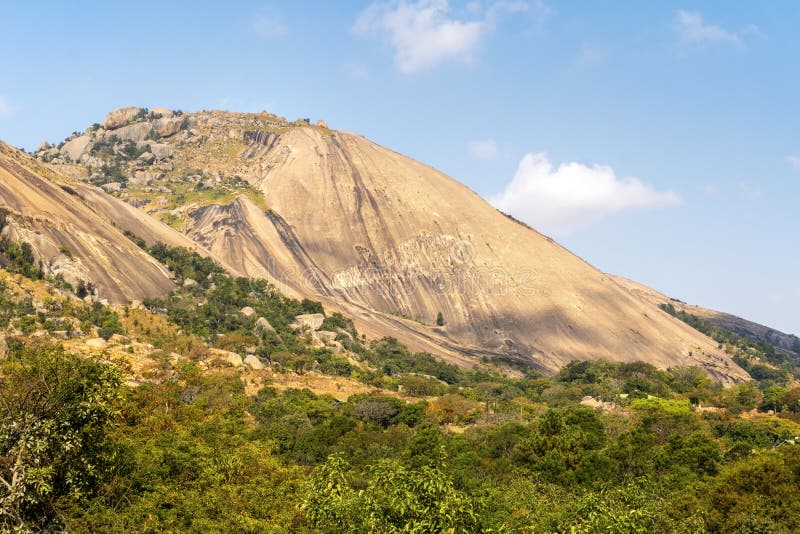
xmin=28 ymin=107 xmax=751 ymax=382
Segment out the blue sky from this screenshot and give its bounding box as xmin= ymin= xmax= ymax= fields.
xmin=1 ymin=1 xmax=798 ymax=334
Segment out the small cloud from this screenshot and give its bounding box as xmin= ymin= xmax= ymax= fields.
xmin=353 ymin=0 xmax=532 ymax=74
xmin=702 ymin=184 xmax=715 ymax=195
xmin=787 ymin=155 xmax=800 ymax=170
xmin=739 ymin=181 xmax=761 ymax=200
xmin=344 ymin=61 xmax=370 ymax=80
xmin=252 ymin=6 xmax=287 ymax=37
xmin=490 ymin=153 xmax=681 ymax=235
xmin=0 ymin=95 xmax=13 ymax=117
xmin=468 ymin=138 xmax=498 ymax=159
xmin=675 ymin=10 xmax=752 ymax=47
xmin=575 ymin=42 xmax=606 ymax=66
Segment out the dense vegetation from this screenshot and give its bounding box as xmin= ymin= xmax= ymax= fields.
xmin=1 ymin=245 xmax=800 ymax=531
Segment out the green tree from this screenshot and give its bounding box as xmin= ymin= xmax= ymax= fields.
xmin=0 ymin=343 xmax=122 ymax=531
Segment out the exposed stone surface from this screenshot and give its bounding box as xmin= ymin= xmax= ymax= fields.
xmin=151 ymin=107 xmax=174 ymax=118
xmin=154 ymin=117 xmax=185 ymax=138
xmin=114 ymin=122 xmax=154 ymax=143
xmin=103 ymin=107 xmax=141 ymax=129
xmin=0 ymin=335 xmax=7 ymax=359
xmin=86 ymin=337 xmax=107 ymax=349
xmin=255 ymin=316 xmax=276 ymax=334
xmin=240 ymin=306 xmax=256 ymax=318
xmin=244 ymin=354 xmax=265 ymax=370
xmin=60 ymin=135 xmax=92 ymax=161
xmin=292 ymin=313 xmax=325 ymax=331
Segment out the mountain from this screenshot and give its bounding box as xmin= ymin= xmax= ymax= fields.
xmin=25 ymin=107 xmax=749 ymax=381
xmin=0 ymin=141 xmax=220 ymax=304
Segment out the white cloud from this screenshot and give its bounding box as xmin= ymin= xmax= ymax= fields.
xmin=787 ymin=155 xmax=800 ymax=170
xmin=0 ymin=95 xmax=13 ymax=116
xmin=468 ymin=138 xmax=497 ymax=159
xmin=344 ymin=61 xmax=370 ymax=80
xmin=252 ymin=7 xmax=287 ymax=37
xmin=353 ymin=0 xmax=531 ymax=74
xmin=675 ymin=10 xmax=751 ymax=47
xmin=702 ymin=184 xmax=715 ymax=195
xmin=739 ymin=181 xmax=761 ymax=200
xmin=490 ymin=153 xmax=681 ymax=235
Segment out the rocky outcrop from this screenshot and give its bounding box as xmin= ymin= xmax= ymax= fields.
xmin=103 ymin=107 xmax=142 ymax=130
xmin=151 ymin=107 xmax=174 ymax=118
xmin=255 ymin=316 xmax=276 ymax=334
xmin=292 ymin=313 xmax=325 ymax=331
xmin=60 ymin=135 xmax=92 ymax=162
xmin=154 ymin=117 xmax=185 ymax=138
xmin=114 ymin=122 xmax=154 ymax=143
xmin=244 ymin=354 xmax=265 ymax=370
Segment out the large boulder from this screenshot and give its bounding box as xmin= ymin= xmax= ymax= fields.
xmin=255 ymin=316 xmax=276 ymax=334
xmin=291 ymin=313 xmax=325 ymax=331
xmin=151 ymin=106 xmax=174 ymax=118
xmin=210 ymin=348 xmax=243 ymax=367
xmin=244 ymin=354 xmax=265 ymax=370
xmin=148 ymin=143 xmax=173 ymax=159
xmin=115 ymin=122 xmax=154 ymax=143
xmin=154 ymin=117 xmax=185 ymax=138
xmin=103 ymin=107 xmax=142 ymax=130
xmin=60 ymin=134 xmax=92 ymax=161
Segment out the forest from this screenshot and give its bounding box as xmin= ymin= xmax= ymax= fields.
xmin=1 ymin=244 xmax=800 ymax=532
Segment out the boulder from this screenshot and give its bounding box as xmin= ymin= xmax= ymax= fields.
xmin=210 ymin=348 xmax=242 ymax=367
xmin=137 ymin=151 xmax=155 ymax=164
xmin=60 ymin=135 xmax=92 ymax=161
xmin=183 ymin=278 xmax=198 ymax=288
xmin=149 ymin=143 xmax=173 ymax=159
xmin=291 ymin=313 xmax=325 ymax=331
xmin=240 ymin=306 xmax=256 ymax=318
xmin=100 ymin=182 xmax=122 ymax=193
xmin=115 ymin=122 xmax=154 ymax=143
xmin=0 ymin=335 xmax=7 ymax=359
xmin=316 ymin=330 xmax=338 ymax=343
xmin=103 ymin=107 xmax=142 ymax=129
xmin=154 ymin=117 xmax=185 ymax=138
xmin=151 ymin=106 xmax=174 ymax=118
xmin=317 ymin=119 xmax=328 ymax=128
xmin=255 ymin=316 xmax=276 ymax=334
xmin=244 ymin=354 xmax=265 ymax=370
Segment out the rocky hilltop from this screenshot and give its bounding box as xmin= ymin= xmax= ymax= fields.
xmin=24 ymin=107 xmax=749 ymax=381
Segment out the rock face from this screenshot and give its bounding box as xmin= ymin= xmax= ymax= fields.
xmin=114 ymin=122 xmax=154 ymax=143
xmin=244 ymin=354 xmax=265 ymax=370
xmin=60 ymin=135 xmax=92 ymax=161
xmin=178 ymin=120 xmax=747 ymax=382
xmin=0 ymin=142 xmax=223 ymax=304
xmin=255 ymin=316 xmax=276 ymax=334
xmin=103 ymin=107 xmax=142 ymax=130
xmin=292 ymin=314 xmax=325 ymax=331
xmin=154 ymin=117 xmax=184 ymax=138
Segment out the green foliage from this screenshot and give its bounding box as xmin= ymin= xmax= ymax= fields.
xmin=0 ymin=342 xmax=122 ymax=531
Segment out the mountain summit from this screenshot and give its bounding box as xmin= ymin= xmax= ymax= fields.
xmin=22 ymin=107 xmax=748 ymax=381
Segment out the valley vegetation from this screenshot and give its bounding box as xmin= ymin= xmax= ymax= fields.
xmin=1 ymin=243 xmax=800 ymax=532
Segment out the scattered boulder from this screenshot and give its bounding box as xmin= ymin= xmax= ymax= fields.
xmin=210 ymin=348 xmax=243 ymax=367
xmin=240 ymin=306 xmax=256 ymax=318
xmin=60 ymin=134 xmax=93 ymax=161
xmin=244 ymin=354 xmax=265 ymax=370
xmin=154 ymin=117 xmax=185 ymax=138
xmin=115 ymin=122 xmax=154 ymax=143
xmin=317 ymin=119 xmax=328 ymax=128
xmin=39 ymin=141 xmax=51 ymax=151
xmin=148 ymin=143 xmax=173 ymax=159
xmin=137 ymin=151 xmax=155 ymax=164
xmin=100 ymin=182 xmax=122 ymax=193
xmin=291 ymin=313 xmax=324 ymax=331
xmin=316 ymin=330 xmax=338 ymax=343
xmin=255 ymin=316 xmax=276 ymax=334
xmin=151 ymin=106 xmax=174 ymax=118
xmin=183 ymin=278 xmax=198 ymax=288
xmin=103 ymin=107 xmax=142 ymax=130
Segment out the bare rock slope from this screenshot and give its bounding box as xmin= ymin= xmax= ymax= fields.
xmin=0 ymin=142 xmax=214 ymax=303
xmin=29 ymin=109 xmax=750 ymax=381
